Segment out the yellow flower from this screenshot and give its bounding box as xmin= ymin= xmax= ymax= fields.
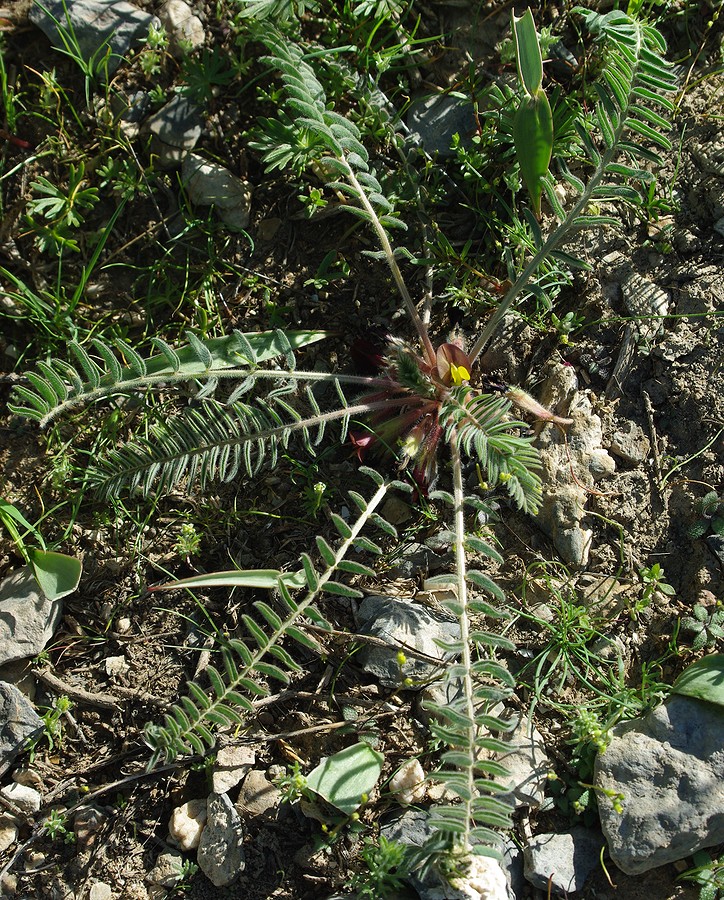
xmin=449 ymin=362 xmax=470 ymax=386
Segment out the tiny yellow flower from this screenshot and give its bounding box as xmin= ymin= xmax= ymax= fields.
xmin=449 ymin=362 xmax=470 ymax=386
xmin=396 ymin=651 xmax=407 ymax=666
xmin=400 ymin=432 xmax=422 ymax=459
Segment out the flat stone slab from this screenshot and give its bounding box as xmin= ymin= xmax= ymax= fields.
xmin=29 ymin=0 xmax=155 ymax=76
xmin=524 ymin=828 xmax=605 ymax=895
xmin=197 ymin=792 xmax=245 ymax=887
xmin=406 ymin=94 xmax=475 ymax=157
xmin=0 ymin=567 xmax=63 ymax=665
xmin=0 ymin=681 xmax=43 ymax=771
xmin=594 ymin=694 xmax=724 ymax=874
xmin=356 ymin=595 xmax=460 ymax=689
xmin=490 ymin=714 xmax=552 ymax=809
xmin=144 ymin=96 xmax=203 ymax=167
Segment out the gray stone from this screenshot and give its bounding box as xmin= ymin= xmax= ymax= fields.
xmin=197 ymin=792 xmax=245 ymax=888
xmin=144 ymin=96 xmax=203 ymax=167
xmin=607 ymin=421 xmax=650 ymax=466
xmin=158 ymin=0 xmax=204 ymax=56
xmin=407 ymin=94 xmax=475 ymax=157
xmin=502 ymin=838 xmax=524 ymax=900
xmin=620 ymin=270 xmax=669 ymax=345
xmin=0 ymin=567 xmax=63 ymax=665
xmin=418 ymin=673 xmax=466 ymax=726
xmin=487 ymin=714 xmax=551 ymax=809
xmin=380 ymin=806 xmax=433 ymax=849
xmin=355 ymin=595 xmax=460 ymax=689
xmin=236 ymin=769 xmax=281 ymax=819
xmin=382 ymin=809 xmax=516 ymax=900
xmin=594 ymin=695 xmax=724 ymax=874
xmin=380 ymin=495 xmax=412 ymax=526
xmin=212 ymin=744 xmax=255 ymax=795
xmin=523 ymin=828 xmax=605 ymax=895
xmin=0 ymin=783 xmax=41 ymax=815
xmin=146 ymin=849 xmax=184 ymax=889
xmin=386 ymin=542 xmax=449 ymax=580
xmin=181 ymin=153 xmax=252 ymax=231
xmin=29 ymin=0 xmax=155 ymax=77
xmin=114 ymin=89 xmax=150 ymax=139
xmin=0 ymin=681 xmax=43 ymax=770
xmin=73 ymin=804 xmax=108 ymax=850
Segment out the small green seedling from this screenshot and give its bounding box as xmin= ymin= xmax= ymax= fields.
xmin=175 ymin=523 xmax=202 ymax=558
xmin=688 ymin=492 xmax=724 ymax=540
xmin=44 ymin=808 xmax=76 ymax=844
xmin=680 ymin=849 xmax=724 ymax=900
xmin=27 ymin=695 xmax=73 ymax=762
xmin=350 ymin=835 xmax=411 ymax=900
xmin=27 ymin=163 xmax=99 ymax=228
xmin=681 ymin=603 xmax=724 ymax=652
xmin=0 ymin=499 xmax=82 ymax=601
xmin=630 ymin=564 xmax=675 ymax=619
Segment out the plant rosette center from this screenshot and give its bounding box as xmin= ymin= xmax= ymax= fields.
xmin=351 ymin=338 xmax=474 ymax=487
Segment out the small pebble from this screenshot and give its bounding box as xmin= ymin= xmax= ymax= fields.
xmin=0 ymin=783 xmax=41 ymax=815
xmin=168 ymin=799 xmax=207 ymax=850
xmin=389 ymin=758 xmax=426 ymax=806
xmin=146 ymin=849 xmax=184 ymax=889
xmin=74 ymin=805 xmax=108 ymax=850
xmin=89 ymin=882 xmax=113 ymax=900
xmin=0 ymin=817 xmax=18 ymax=853
xmin=105 ymin=655 xmax=130 ymax=677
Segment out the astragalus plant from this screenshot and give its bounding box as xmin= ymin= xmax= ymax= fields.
xmin=11 ymin=5 xmax=675 ymax=879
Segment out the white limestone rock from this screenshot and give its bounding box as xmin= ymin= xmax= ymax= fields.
xmin=181 ymin=153 xmax=252 ymax=231
xmin=389 ymin=758 xmax=426 ymax=806
xmin=158 ymin=0 xmax=204 ymax=55
xmin=167 ymin=798 xmax=207 ymax=851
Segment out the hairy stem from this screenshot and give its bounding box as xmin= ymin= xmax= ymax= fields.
xmin=344 ymin=163 xmax=437 ymax=367
xmin=450 ymin=432 xmax=476 ymax=852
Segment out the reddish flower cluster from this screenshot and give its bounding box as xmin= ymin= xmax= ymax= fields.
xmin=350 ymin=338 xmax=474 ymax=489
xmin=350 ymin=333 xmax=573 ymax=492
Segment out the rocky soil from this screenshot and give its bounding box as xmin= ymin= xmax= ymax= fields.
xmin=0 ymin=1 xmax=722 ymax=899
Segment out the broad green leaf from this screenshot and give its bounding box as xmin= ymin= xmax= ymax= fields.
xmin=513 ymin=9 xmax=543 ymax=95
xmin=28 ymin=550 xmax=82 ymax=601
xmin=306 ymin=742 xmax=383 ymax=815
xmin=151 ymin=568 xmax=307 ymax=592
xmin=672 ymin=655 xmax=724 ymax=708
xmin=513 ymin=90 xmax=553 ymax=218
